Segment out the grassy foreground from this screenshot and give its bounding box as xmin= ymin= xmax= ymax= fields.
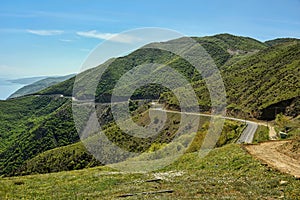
xmin=1 ymin=144 xmax=299 ymax=199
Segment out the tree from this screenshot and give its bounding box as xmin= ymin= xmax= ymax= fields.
xmin=275 ymin=113 xmax=289 ymax=131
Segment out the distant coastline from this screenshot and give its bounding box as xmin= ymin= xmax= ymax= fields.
xmin=0 ymin=78 xmax=25 ymax=100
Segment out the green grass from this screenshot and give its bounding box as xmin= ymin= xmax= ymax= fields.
xmin=0 ymin=144 xmax=299 ymax=199
xmin=253 ymin=125 xmax=269 ymax=143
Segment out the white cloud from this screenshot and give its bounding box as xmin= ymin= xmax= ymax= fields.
xmin=27 ymin=29 xmax=64 ymax=36
xmin=76 ymin=30 xmax=140 ymax=43
xmin=59 ymin=39 xmax=72 ymax=42
xmin=77 ymin=31 xmax=115 ymax=40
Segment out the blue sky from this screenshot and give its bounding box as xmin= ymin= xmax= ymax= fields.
xmin=0 ymin=0 xmax=299 ymax=78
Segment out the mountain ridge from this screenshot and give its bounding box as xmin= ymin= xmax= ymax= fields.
xmin=8 ymin=74 xmax=75 ymax=99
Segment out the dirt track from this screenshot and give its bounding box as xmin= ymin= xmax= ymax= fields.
xmin=245 ymin=141 xmax=300 ymax=178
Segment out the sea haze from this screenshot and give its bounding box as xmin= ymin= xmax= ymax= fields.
xmin=0 ymin=78 xmax=25 ymax=100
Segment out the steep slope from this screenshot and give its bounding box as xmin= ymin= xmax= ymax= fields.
xmin=224 ymin=41 xmax=300 ymax=118
xmin=8 ymin=74 xmax=75 ymax=99
xmin=0 ymin=96 xmax=78 ymax=176
xmin=162 ymin=40 xmax=300 ymax=119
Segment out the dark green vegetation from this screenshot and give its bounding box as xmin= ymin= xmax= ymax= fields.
xmin=1 ymin=144 xmax=299 ymax=199
xmin=0 ymin=33 xmax=299 ymax=179
xmin=15 ymin=142 xmax=100 ymax=176
xmin=0 ymin=96 xmax=78 ymax=176
xmin=8 ymin=74 xmax=75 ymax=99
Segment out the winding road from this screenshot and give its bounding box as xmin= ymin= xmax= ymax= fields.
xmin=236 ymin=121 xmax=258 ymax=144
xmin=41 ymin=95 xmax=258 ymax=144
xmin=150 ymin=104 xmax=258 ymax=144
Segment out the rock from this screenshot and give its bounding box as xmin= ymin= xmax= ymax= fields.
xmin=279 ymin=180 xmax=288 ymax=185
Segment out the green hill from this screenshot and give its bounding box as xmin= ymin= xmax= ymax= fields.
xmin=7 ymin=76 xmax=48 ymax=85
xmin=8 ymin=74 xmax=75 ymax=99
xmin=38 ymin=34 xmax=267 ymax=101
xmin=265 ymin=38 xmax=300 ymax=47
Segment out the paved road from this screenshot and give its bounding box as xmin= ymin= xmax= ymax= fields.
xmin=151 ymin=106 xmax=258 ymax=144
xmin=236 ymin=121 xmax=257 ymax=144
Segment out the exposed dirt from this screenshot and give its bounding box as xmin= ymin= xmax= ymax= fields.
xmin=268 ymin=125 xmax=277 ymax=140
xmin=245 ymin=140 xmax=300 ymax=178
xmin=278 ymin=140 xmax=300 ymax=160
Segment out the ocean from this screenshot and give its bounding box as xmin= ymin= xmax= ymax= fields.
xmin=0 ymin=78 xmax=25 ymax=100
